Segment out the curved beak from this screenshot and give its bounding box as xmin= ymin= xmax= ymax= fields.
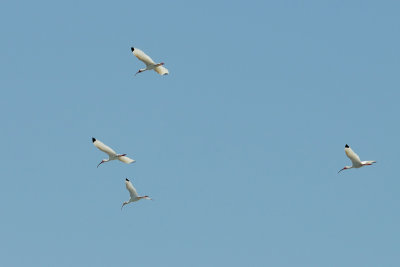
xmin=97 ymin=161 xmax=104 ymax=168
xmin=338 ymin=168 xmax=345 ymax=173
xmin=121 ymin=203 xmax=126 ymax=210
xmin=135 ymin=70 xmax=140 ymax=76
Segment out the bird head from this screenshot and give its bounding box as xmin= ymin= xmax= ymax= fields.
xmin=338 ymin=166 xmax=349 ymax=173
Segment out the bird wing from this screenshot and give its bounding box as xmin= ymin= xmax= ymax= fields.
xmin=118 ymin=156 xmax=136 ymax=164
xmin=126 ymin=180 xmax=139 ymax=198
xmin=93 ymin=139 xmax=117 ymax=157
xmin=345 ymin=146 xmax=362 ymax=165
xmin=133 ymin=48 xmax=155 ymax=66
xmin=154 ymin=65 xmax=169 ymax=75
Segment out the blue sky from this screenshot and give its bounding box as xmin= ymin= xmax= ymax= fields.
xmin=1 ymin=0 xmax=400 ymax=266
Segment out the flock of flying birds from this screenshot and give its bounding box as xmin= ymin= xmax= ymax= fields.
xmin=92 ymin=137 xmax=151 ymax=210
xmin=93 ymin=47 xmax=376 ymax=209
xmin=92 ymin=47 xmax=167 ymax=209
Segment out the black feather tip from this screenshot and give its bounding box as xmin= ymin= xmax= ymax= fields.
xmin=126 ymin=178 xmax=129 ymax=181
xmin=131 ymin=47 xmax=134 ymax=52
xmin=92 ymin=137 xmax=96 ymax=143
xmin=345 ymin=144 xmax=349 ymax=148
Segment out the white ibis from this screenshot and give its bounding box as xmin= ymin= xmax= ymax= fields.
xmin=92 ymin=137 xmax=135 ymax=168
xmin=131 ymin=47 xmax=169 ymax=76
xmin=121 ymin=178 xmax=152 ymax=209
xmin=338 ymin=144 xmax=376 ymax=173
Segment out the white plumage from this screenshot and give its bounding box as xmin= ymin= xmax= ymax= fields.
xmin=338 ymin=144 xmax=376 ymax=173
xmin=92 ymin=137 xmax=135 ymax=168
xmin=131 ymin=47 xmax=169 ymax=76
xmin=121 ymin=178 xmax=152 ymax=209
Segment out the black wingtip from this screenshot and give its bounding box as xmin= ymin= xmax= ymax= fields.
xmin=125 ymin=178 xmax=129 ymax=181
xmin=131 ymin=47 xmax=134 ymax=52
xmin=92 ymin=137 xmax=96 ymax=143
xmin=345 ymin=144 xmax=349 ymax=148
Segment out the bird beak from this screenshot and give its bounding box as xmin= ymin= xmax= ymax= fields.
xmin=135 ymin=70 xmax=140 ymax=76
xmin=97 ymin=161 xmax=103 ymax=168
xmin=121 ymin=203 xmax=126 ymax=210
xmin=338 ymin=168 xmax=345 ymax=173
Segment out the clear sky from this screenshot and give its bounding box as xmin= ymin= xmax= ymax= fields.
xmin=1 ymin=0 xmax=399 ymax=266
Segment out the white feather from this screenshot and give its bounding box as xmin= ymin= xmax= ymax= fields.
xmin=125 ymin=179 xmax=139 ymax=199
xmin=93 ymin=139 xmax=117 ymax=157
xmin=132 ymin=48 xmax=156 ymax=66
xmin=345 ymin=146 xmax=362 ymax=167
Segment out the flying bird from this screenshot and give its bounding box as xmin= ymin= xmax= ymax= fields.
xmin=121 ymin=178 xmax=152 ymax=209
xmin=92 ymin=137 xmax=135 ymax=168
xmin=338 ymin=144 xmax=376 ymax=173
xmin=131 ymin=47 xmax=169 ymax=76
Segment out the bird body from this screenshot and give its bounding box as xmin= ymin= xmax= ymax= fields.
xmin=92 ymin=137 xmax=135 ymax=167
xmin=131 ymin=47 xmax=169 ymax=76
xmin=121 ymin=178 xmax=152 ymax=209
xmin=338 ymin=144 xmax=376 ymax=173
